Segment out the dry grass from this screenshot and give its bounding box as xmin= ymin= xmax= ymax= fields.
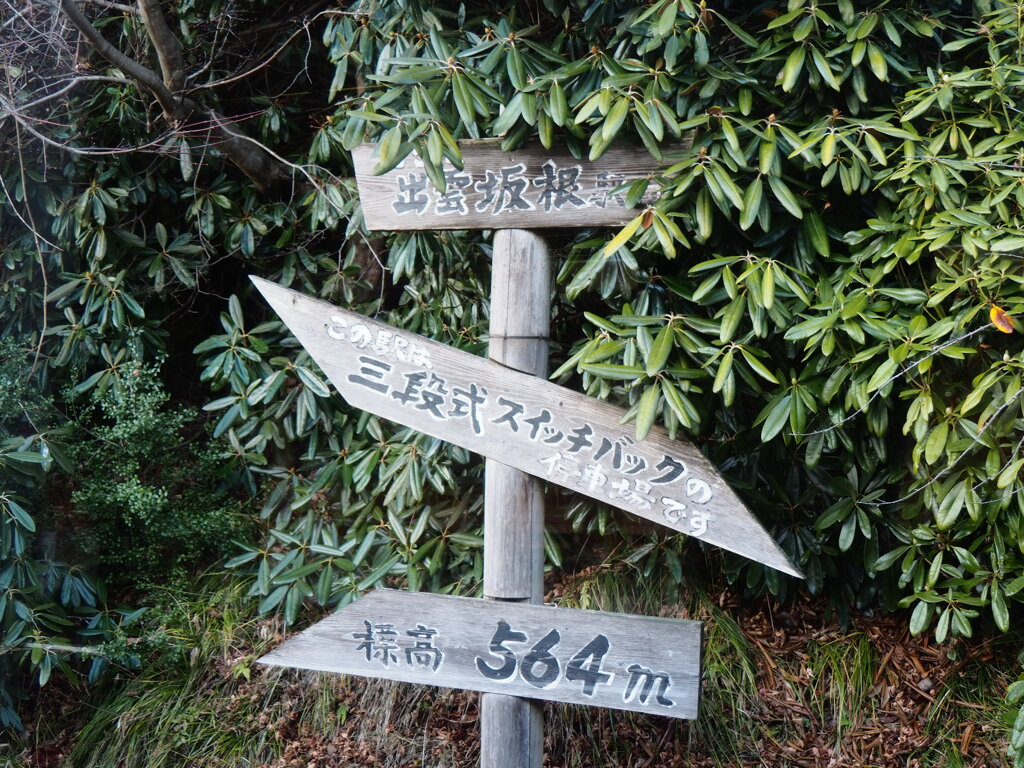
xmin=8 ymin=564 xmax=1021 ymax=768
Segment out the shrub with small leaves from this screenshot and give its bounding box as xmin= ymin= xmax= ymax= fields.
xmin=68 ymin=364 xmax=245 ymax=583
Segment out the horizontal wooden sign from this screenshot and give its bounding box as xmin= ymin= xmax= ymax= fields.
xmin=352 ymin=141 xmax=689 ymax=231
xmin=252 ymin=278 xmax=801 ymax=578
xmin=259 ymin=589 xmax=702 ymax=718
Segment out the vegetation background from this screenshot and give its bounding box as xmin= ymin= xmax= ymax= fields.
xmin=3 ymin=0 xmax=1024 ymax=764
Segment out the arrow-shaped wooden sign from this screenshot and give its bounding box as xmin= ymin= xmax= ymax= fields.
xmin=252 ymin=277 xmax=800 ymax=578
xmin=258 ymin=589 xmax=702 ymax=719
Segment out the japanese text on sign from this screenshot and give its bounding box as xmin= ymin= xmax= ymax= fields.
xmin=352 ymin=620 xmax=444 ymax=671
xmin=390 ymin=157 xmax=642 ymax=219
xmin=325 ymin=313 xmax=715 ymax=537
xmin=351 ymin=617 xmax=676 ymax=710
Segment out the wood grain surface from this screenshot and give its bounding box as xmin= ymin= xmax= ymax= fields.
xmin=258 ymin=589 xmax=703 ymax=719
xmin=251 ymin=278 xmax=801 ymax=578
xmin=352 ymin=141 xmax=690 ymax=230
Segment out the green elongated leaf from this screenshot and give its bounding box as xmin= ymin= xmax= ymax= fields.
xmin=1009 ymin=680 xmax=1024 ymax=705
xmin=295 ymin=367 xmax=331 ymax=397
xmin=602 ymin=213 xmax=643 ymax=256
xmin=538 ymin=109 xmax=554 ymax=148
xmin=602 ymin=96 xmax=630 ymax=141
xmin=259 ymin=584 xmax=289 ymax=614
xmin=646 ymin=323 xmax=674 ymax=376
xmin=866 ymin=43 xmax=888 ymax=81
xmin=866 ymin=357 xmax=898 ymax=392
xmin=877 ymin=288 xmax=927 ymax=303
xmin=696 ymin=187 xmax=713 ymax=239
xmin=574 ymin=90 xmax=604 ymax=125
xmin=739 ymin=176 xmax=763 ymax=231
xmin=710 ymin=164 xmax=744 ymax=209
xmin=761 ymin=263 xmax=776 ymax=310
xmin=935 ymin=479 xmax=964 ymax=529
xmin=375 ymin=125 xmax=402 ymax=173
xmin=810 ymin=46 xmax=839 ymax=90
xmin=651 ymin=216 xmax=677 ymax=259
xmin=316 ymin=565 xmax=333 ymax=605
xmin=5 ymin=499 xmax=36 ymax=532
xmin=909 ymin=600 xmax=932 ymax=635
xmin=863 ymin=132 xmax=887 ymax=165
xmin=924 ymin=422 xmax=948 ymax=465
xmin=804 ymin=209 xmax=829 ymax=257
xmin=793 ymin=14 xmax=814 ymax=42
xmin=740 ymin=347 xmax=779 ymax=383
xmin=636 ymin=325 xmax=652 ymax=360
xmin=940 ymin=37 xmax=975 ymax=53
xmin=992 ymin=586 xmax=1009 ymax=633
xmin=694 ymin=30 xmax=709 ymax=69
xmin=934 ymin=607 xmax=950 ymax=643
xmin=451 ymin=73 xmax=477 ymax=128
xmin=565 ymin=249 xmax=606 ymax=300
xmin=662 ymin=380 xmax=698 ymax=428
xmin=997 ymin=458 xmax=1024 ymax=489
xmin=634 ymin=381 xmax=660 ymax=440
xmin=655 ymin=1 xmax=676 ymax=36
xmin=738 ymin=87 xmax=752 ymax=115
xmin=637 ymin=101 xmax=665 ymax=143
xmin=901 ymin=92 xmax=937 ymax=122
xmin=851 ymin=39 xmax=867 ymax=65
xmin=767 ymin=175 xmax=804 ymax=219
xmin=820 ymin=132 xmax=836 ymax=166
xmin=712 ymin=349 xmax=734 ymax=394
xmin=549 ymin=79 xmax=568 ymax=126
xmin=873 ymin=546 xmax=910 ymax=572
xmin=581 ymin=363 xmax=644 ymax=380
xmin=719 ymin=297 xmax=744 ymax=342
xmin=584 ymin=312 xmax=626 ymax=335
xmin=1014 ymin=705 xmax=1024 ymax=750
xmin=203 ymin=395 xmax=240 ymax=412
xmin=213 ymin=402 xmax=240 ymax=438
xmin=990 ymin=236 xmax=1024 ymax=252
xmin=761 ymin=394 xmax=792 ymax=441
xmin=780 ymin=45 xmax=806 ymax=92
xmin=507 ymin=46 xmax=527 ymax=90
xmin=838 ymin=513 xmax=857 ymax=552
xmin=357 ymin=554 xmax=402 ymax=591
xmin=759 ymin=138 xmax=777 ymax=174
xmin=223 ymin=549 xmax=261 ymax=569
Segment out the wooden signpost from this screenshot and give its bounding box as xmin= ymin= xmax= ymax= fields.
xmin=256 ymin=141 xmax=801 ymax=768
xmin=251 ymin=276 xmax=800 ymax=578
xmin=351 ymin=141 xmax=688 ymax=231
xmin=260 ymin=589 xmax=703 ymax=719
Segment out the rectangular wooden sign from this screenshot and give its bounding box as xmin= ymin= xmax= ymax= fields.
xmin=258 ymin=589 xmax=702 ymax=719
xmin=352 ymin=141 xmax=689 ymax=231
xmin=252 ymin=278 xmax=801 ymax=578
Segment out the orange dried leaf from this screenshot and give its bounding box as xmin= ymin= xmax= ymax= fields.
xmin=641 ymin=209 xmax=654 ymax=230
xmin=990 ymin=305 xmax=1014 ymax=334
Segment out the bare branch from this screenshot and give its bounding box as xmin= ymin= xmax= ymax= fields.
xmin=55 ymin=0 xmax=291 ymax=192
xmin=136 ymin=0 xmax=185 ymax=94
xmin=189 ymin=16 xmax=322 ymax=92
xmin=5 ymin=75 xmax=128 ymax=114
xmin=58 ymin=0 xmax=179 ymax=116
xmin=84 ymin=0 xmax=137 ymax=13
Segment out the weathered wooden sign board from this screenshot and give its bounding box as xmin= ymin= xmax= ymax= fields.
xmin=258 ymin=589 xmax=702 ymax=719
xmin=251 ymin=277 xmax=801 ymax=578
xmin=351 ymin=141 xmax=690 ymax=230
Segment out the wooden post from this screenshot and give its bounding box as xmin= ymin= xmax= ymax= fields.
xmin=481 ymin=229 xmax=549 ymax=768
